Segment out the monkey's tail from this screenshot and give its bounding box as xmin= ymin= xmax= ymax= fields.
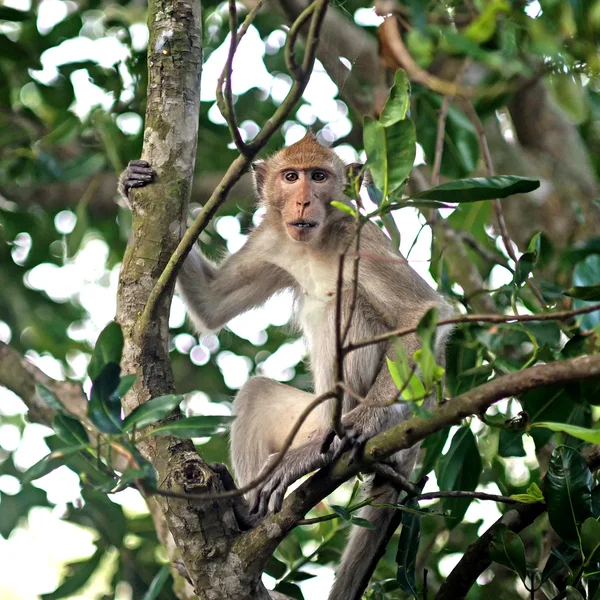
xmin=327 ymin=477 xmax=401 ymax=600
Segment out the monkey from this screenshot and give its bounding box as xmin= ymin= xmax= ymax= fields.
xmin=119 ymin=132 xmax=454 ymax=600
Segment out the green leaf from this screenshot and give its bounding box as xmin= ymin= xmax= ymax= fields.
xmin=22 ymin=444 xmax=89 ymax=484
xmin=546 ymin=445 xmax=593 ymax=547
xmin=123 ymin=394 xmax=183 ymax=431
xmin=141 ymin=565 xmax=170 ymax=600
xmin=149 ymin=415 xmax=234 ymax=438
xmin=88 ymin=321 xmax=124 ymax=381
xmin=330 ymin=504 xmax=351 ymax=520
xmin=350 ymin=516 xmax=376 ymax=529
xmin=572 ymin=256 xmax=600 ymax=330
xmin=415 ymin=307 xmax=441 ymax=389
xmin=116 ymin=374 xmax=136 ymax=399
xmin=565 ymin=587 xmax=585 ymax=600
xmin=411 ymin=176 xmax=540 ymax=203
xmin=396 ymin=497 xmax=421 ymax=596
xmin=565 ymin=285 xmax=600 ymax=301
xmin=514 ymin=251 xmax=537 ymax=286
xmin=42 ymin=547 xmax=103 ymax=600
xmin=88 ymin=362 xmax=123 ymax=434
xmin=418 ymin=428 xmax=450 ymax=479
xmin=541 ymin=543 xmax=579 ymax=584
xmin=532 ymin=422 xmax=600 ymax=445
xmin=581 ymin=518 xmax=600 ymax=562
xmin=364 ymin=117 xmax=416 ymax=198
xmin=330 ymin=200 xmax=356 ymax=216
xmin=53 ymin=414 xmax=88 ymax=446
xmin=437 ymin=427 xmax=482 ymax=528
xmin=498 ymin=430 xmax=526 ymax=458
xmin=387 ymin=343 xmax=426 ymax=402
xmin=36 ymin=384 xmax=66 ymax=414
xmin=489 ymin=525 xmax=528 ymax=583
xmin=414 ymin=92 xmax=479 ymax=178
xmin=379 ymin=69 xmax=411 ymax=126
xmin=511 ymin=482 xmax=545 ymax=504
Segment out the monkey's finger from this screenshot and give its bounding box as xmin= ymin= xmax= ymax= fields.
xmin=272 ymin=486 xmax=286 ymax=513
xmin=331 ymin=436 xmax=352 ymax=463
xmin=128 ymin=159 xmax=151 ymax=168
xmin=348 ymin=436 xmax=367 ymax=466
xmin=125 ymin=180 xmax=148 ymax=189
xmin=126 ymin=171 xmax=154 ymax=181
xmin=319 ymin=429 xmax=336 ymax=454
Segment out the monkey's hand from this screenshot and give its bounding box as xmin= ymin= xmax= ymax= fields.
xmin=118 ymin=159 xmax=156 ymax=199
xmin=319 ymin=408 xmax=380 ymax=466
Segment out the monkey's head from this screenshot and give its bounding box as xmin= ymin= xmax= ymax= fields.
xmin=252 ymin=133 xmax=353 ymax=243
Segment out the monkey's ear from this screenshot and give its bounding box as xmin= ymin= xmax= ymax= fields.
xmin=251 ymin=160 xmax=268 ymax=199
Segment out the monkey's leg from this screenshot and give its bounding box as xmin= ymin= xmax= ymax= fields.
xmin=230 ymin=376 xmax=323 ymax=513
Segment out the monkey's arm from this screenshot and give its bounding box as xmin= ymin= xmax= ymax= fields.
xmin=177 ymin=238 xmax=294 ymax=332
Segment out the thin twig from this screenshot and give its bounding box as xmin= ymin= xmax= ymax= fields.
xmin=459 ymin=98 xmax=547 ymax=310
xmin=418 ymin=490 xmax=518 ymax=504
xmin=431 ymin=96 xmax=451 ymax=188
xmin=344 ymin=303 xmax=600 ymax=354
xmin=215 ymin=0 xmax=248 ymax=155
xmin=378 ymin=17 xmax=518 ymax=99
xmin=139 ymin=0 xmax=330 ymax=331
xmin=153 ymin=390 xmax=335 ymax=502
xmin=284 ymin=0 xmax=316 ymax=79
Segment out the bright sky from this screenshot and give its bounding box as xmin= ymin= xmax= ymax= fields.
xmin=0 ymin=2 xmax=521 ymax=599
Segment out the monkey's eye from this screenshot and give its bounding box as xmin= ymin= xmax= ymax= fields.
xmin=284 ymin=171 xmax=299 ymax=182
xmin=312 ymin=171 xmax=327 ymax=182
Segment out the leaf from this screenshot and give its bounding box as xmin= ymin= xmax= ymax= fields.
xmin=498 ymin=430 xmax=526 ymax=458
xmin=415 ymin=307 xmax=441 ymax=389
xmin=42 ymin=547 xmax=104 ymax=600
xmin=396 ymin=497 xmax=421 ymax=596
xmin=511 ymin=482 xmax=545 ymax=504
xmin=116 ymin=374 xmax=136 ymax=399
xmin=565 ymin=587 xmax=585 ymax=600
xmin=379 ymin=69 xmax=411 ymax=126
xmin=141 ymin=565 xmax=170 ymax=600
xmin=350 ymin=516 xmax=376 ymax=529
xmin=149 ymin=415 xmax=234 ymax=438
xmin=22 ymin=444 xmax=89 ymax=484
xmin=386 ymin=349 xmax=426 ymax=402
xmin=489 ymin=525 xmax=528 ymax=583
xmin=364 ymin=116 xmax=416 ymax=198
xmin=410 ymin=176 xmax=540 ymax=203
xmin=53 ymin=414 xmax=88 ymax=446
xmin=88 ymin=321 xmax=124 ymax=381
xmin=581 ymin=518 xmax=600 ymax=562
xmin=541 ymin=543 xmax=579 ymax=584
xmin=330 ymin=200 xmax=356 ymax=216
xmin=436 ymin=427 xmax=482 ymax=528
xmin=36 ymin=384 xmax=66 ymax=414
xmin=565 ymin=285 xmax=600 ymax=301
xmin=123 ymin=394 xmax=183 ymax=431
xmin=330 ymin=504 xmax=351 ymax=520
xmin=414 ymin=91 xmax=479 ymax=179
xmin=418 ymin=428 xmax=450 ymax=479
xmin=532 ymin=422 xmax=600 ymax=445
xmin=573 ymin=256 xmax=600 ymax=330
xmin=514 ymin=251 xmax=537 ymax=286
xmin=546 ymin=445 xmax=593 ymax=547
xmin=274 ymin=582 xmax=303 ymax=600
xmin=88 ymin=362 xmax=123 ymax=434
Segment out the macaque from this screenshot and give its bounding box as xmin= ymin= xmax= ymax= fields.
xmin=120 ymin=133 xmax=453 ymax=599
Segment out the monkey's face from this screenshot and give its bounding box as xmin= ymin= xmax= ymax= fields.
xmin=275 ymin=167 xmax=342 ymax=243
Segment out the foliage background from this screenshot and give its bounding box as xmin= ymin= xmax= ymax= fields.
xmin=0 ymin=0 xmax=599 ymax=598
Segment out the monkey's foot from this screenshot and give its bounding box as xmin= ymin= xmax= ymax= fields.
xmin=119 ymin=159 xmax=156 ymax=197
xmin=249 ymin=449 xmax=330 ymax=518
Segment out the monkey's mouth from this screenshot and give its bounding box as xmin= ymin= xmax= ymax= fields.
xmin=288 ymin=220 xmax=319 ymax=230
